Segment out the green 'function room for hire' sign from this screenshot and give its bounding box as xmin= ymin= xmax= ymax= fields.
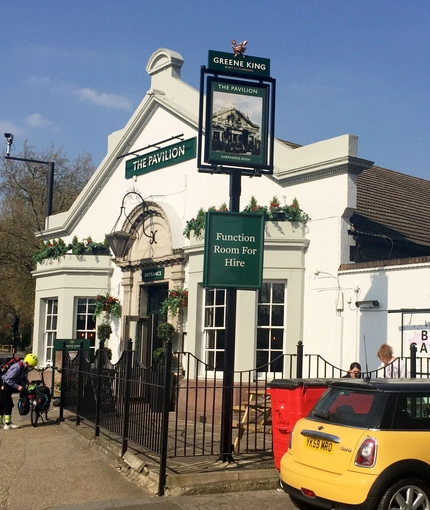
xmin=203 ymin=212 xmax=264 ymax=289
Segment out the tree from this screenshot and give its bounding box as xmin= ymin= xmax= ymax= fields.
xmin=0 ymin=142 xmax=95 ymax=347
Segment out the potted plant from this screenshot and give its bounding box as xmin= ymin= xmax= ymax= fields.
xmin=152 ymin=322 xmax=175 ymax=364
xmin=150 ymin=322 xmax=176 ymax=411
xmin=97 ymin=322 xmax=112 ymax=342
xmin=159 ymin=288 xmax=188 ymax=319
xmin=183 ymin=208 xmax=207 ymax=240
xmin=157 ymin=322 xmax=175 ymax=341
xmin=183 ymin=203 xmax=230 ymax=240
xmin=96 ymin=322 xmax=113 ymax=365
xmin=267 ymin=196 xmax=286 ymax=221
xmin=242 ymin=196 xmax=268 ymax=215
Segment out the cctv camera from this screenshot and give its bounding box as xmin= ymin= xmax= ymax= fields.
xmin=4 ymin=133 xmax=14 ymax=157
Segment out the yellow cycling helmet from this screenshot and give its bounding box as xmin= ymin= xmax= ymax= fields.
xmin=24 ymin=353 xmax=38 ymax=367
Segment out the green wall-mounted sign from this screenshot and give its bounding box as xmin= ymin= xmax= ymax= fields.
xmin=142 ymin=267 xmax=164 ymax=282
xmin=125 ymin=137 xmax=196 ymax=179
xmin=208 ymin=50 xmax=270 ymax=77
xmin=203 ymin=212 xmax=264 ymax=289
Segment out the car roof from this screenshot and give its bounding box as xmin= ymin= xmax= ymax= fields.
xmin=329 ymin=378 xmax=430 ymax=392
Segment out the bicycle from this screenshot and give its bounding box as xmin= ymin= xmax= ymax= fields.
xmin=27 ymin=366 xmax=53 ymax=427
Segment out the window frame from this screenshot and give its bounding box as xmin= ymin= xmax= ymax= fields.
xmin=75 ymin=297 xmax=96 ymax=349
xmin=44 ymin=298 xmax=58 ymax=364
xmin=202 ymin=288 xmax=226 ymax=377
xmin=256 ymin=280 xmax=287 ymax=376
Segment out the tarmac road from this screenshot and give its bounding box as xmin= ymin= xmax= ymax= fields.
xmin=49 ymin=489 xmax=291 ymax=509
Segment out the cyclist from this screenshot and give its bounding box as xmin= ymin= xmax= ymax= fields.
xmin=0 ymin=353 xmax=38 ymax=429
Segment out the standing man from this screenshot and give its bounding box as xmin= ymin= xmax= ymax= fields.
xmin=0 ymin=353 xmax=38 ymax=429
xmin=377 ymin=344 xmax=406 ymax=378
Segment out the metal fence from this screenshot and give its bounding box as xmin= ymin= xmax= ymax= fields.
xmin=59 ymin=340 xmax=428 ymax=495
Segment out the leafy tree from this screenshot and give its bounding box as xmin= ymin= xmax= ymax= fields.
xmin=0 ymin=142 xmax=95 ymax=348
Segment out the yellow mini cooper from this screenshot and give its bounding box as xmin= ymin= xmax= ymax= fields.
xmin=280 ymin=379 xmax=430 ymax=510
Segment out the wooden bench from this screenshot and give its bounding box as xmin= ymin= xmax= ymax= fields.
xmin=233 ymin=390 xmax=272 ymax=451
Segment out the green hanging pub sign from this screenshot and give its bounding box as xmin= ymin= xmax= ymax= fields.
xmin=203 ymin=211 xmax=264 ymax=289
xmin=125 ymin=137 xmax=196 ymax=179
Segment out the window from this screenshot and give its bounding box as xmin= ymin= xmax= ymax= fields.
xmin=203 ymin=288 xmax=226 ymax=372
xmin=256 ymin=282 xmax=286 ymax=373
xmin=45 ymin=299 xmax=58 ymax=363
xmin=392 ymin=394 xmax=430 ymax=430
xmin=76 ymin=298 xmax=96 ymax=348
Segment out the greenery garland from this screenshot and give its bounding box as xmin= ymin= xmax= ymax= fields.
xmin=183 ymin=196 xmax=310 ymax=240
xmin=33 ymin=236 xmax=110 ymax=263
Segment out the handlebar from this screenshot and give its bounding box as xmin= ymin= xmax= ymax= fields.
xmin=32 ymin=366 xmax=58 ymax=372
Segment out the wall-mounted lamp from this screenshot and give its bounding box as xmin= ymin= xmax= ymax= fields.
xmin=105 ymin=191 xmax=157 ymax=259
xmin=4 ymin=133 xmax=55 ymax=217
xmin=355 ymin=300 xmax=379 ymax=309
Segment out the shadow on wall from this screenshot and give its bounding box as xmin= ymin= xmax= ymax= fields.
xmin=359 ymin=271 xmax=388 ymax=372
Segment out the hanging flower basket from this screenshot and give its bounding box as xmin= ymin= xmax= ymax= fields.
xmin=178 ymin=297 xmax=188 ymax=309
xmin=160 ymin=288 xmax=188 ymax=318
xmin=93 ymin=292 xmax=122 ymax=319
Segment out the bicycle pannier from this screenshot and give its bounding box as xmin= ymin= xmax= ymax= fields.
xmin=35 ymin=385 xmax=51 ymax=411
xmin=18 ymin=390 xmax=30 ymax=416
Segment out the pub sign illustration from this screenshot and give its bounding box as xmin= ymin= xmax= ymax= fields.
xmin=198 ymin=41 xmax=275 ymax=175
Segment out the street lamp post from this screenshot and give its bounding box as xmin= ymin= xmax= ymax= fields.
xmin=3 ymin=133 xmax=55 ymax=217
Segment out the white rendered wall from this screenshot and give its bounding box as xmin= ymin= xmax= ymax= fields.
xmin=33 ymin=47 xmax=386 ymax=375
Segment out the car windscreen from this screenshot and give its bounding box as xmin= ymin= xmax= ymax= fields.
xmin=309 ymin=387 xmax=384 ymax=428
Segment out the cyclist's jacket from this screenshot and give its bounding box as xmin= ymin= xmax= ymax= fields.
xmin=1 ymin=361 xmax=28 ymax=390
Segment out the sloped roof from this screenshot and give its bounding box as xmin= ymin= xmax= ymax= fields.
xmin=352 ymin=165 xmax=430 ymax=248
xmin=279 ymin=138 xmax=430 ymax=250
xmin=278 ymin=139 xmax=302 ymax=149
xmin=212 ymin=106 xmax=259 ymax=129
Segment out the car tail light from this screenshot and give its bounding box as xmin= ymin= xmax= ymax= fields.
xmin=355 ymin=437 xmax=377 ymax=467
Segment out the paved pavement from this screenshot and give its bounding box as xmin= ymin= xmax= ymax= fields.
xmin=0 ymin=395 xmax=293 ymax=510
xmin=0 ymin=406 xmax=149 ymax=510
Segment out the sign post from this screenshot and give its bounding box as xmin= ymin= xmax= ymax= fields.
xmin=221 ymin=171 xmax=241 ymax=463
xmin=198 ymin=41 xmax=274 ymax=462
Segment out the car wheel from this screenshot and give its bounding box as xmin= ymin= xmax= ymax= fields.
xmin=289 ymin=495 xmax=317 ymax=510
xmin=378 ymin=478 xmax=430 ymax=510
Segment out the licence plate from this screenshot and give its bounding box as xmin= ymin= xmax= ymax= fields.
xmin=304 ymin=436 xmax=334 ymax=454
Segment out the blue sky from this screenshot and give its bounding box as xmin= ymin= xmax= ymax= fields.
xmin=1 ymin=1 xmax=430 ymax=180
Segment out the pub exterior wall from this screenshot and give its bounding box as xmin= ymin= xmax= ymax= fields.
xmin=31 ymin=47 xmax=429 ymax=376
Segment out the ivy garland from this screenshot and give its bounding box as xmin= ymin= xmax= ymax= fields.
xmin=33 ymin=236 xmax=110 ymax=263
xmin=183 ymin=196 xmax=310 ymax=240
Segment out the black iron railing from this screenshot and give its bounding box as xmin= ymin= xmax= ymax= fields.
xmin=60 ymin=340 xmax=429 ymax=495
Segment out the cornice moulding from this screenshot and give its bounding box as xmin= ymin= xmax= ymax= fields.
xmin=274 ymin=156 xmax=374 ymax=186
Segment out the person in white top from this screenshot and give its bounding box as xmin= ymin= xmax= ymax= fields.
xmin=377 ymin=343 xmax=406 ymax=378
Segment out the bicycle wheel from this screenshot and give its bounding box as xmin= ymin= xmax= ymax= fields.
xmin=30 ymin=403 xmax=39 ymax=427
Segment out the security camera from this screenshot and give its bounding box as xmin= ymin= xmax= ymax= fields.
xmin=4 ymin=133 xmax=14 ymax=157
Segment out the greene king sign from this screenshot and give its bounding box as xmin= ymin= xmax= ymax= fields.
xmin=208 ymin=50 xmax=270 ymax=77
xmin=203 ymin=212 xmax=264 ymax=289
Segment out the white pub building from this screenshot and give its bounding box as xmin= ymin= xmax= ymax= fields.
xmin=32 ymin=48 xmax=430 ymax=376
